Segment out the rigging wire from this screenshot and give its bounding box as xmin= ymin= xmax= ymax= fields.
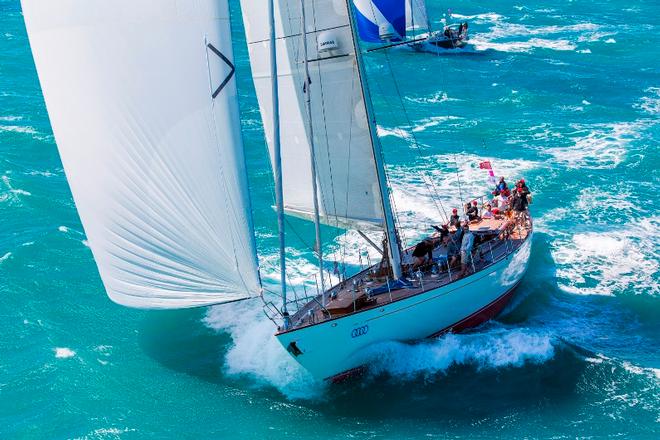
xmin=380 ymin=47 xmax=450 ymax=225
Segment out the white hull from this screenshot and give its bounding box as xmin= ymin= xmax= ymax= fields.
xmin=276 ymin=233 xmax=532 ymax=381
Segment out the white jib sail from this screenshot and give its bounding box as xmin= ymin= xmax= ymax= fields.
xmin=22 ymin=0 xmax=261 ymax=309
xmin=240 ymin=0 xmax=385 ymax=229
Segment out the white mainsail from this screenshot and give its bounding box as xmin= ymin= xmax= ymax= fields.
xmin=240 ymin=0 xmax=385 ymax=228
xmin=22 ymin=0 xmax=261 ymax=308
xmin=405 ymin=0 xmax=430 ymax=33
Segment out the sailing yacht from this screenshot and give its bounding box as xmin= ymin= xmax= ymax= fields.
xmin=22 ymin=0 xmax=531 ymax=382
xmin=353 ymin=0 xmax=469 ymax=51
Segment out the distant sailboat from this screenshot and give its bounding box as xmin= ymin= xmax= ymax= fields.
xmin=353 ymin=0 xmax=469 ymax=51
xmin=23 ymin=0 xmax=531 ymax=382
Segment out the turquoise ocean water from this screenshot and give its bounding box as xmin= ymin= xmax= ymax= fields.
xmin=1 ymin=0 xmax=659 ymax=438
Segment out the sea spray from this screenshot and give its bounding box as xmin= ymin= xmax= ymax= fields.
xmin=204 ymin=300 xmax=325 ymax=400
xmin=365 ymin=327 xmax=555 ymax=380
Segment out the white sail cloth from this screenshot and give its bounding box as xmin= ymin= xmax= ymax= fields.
xmin=240 ymin=0 xmax=385 ymax=228
xmin=22 ymin=0 xmax=261 ymax=308
xmin=405 ymin=0 xmax=429 ymax=33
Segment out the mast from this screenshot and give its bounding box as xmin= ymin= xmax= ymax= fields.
xmin=345 ymin=0 xmax=403 ymax=279
xmin=299 ymin=0 xmax=326 ymax=297
xmin=268 ymin=0 xmax=290 ymax=327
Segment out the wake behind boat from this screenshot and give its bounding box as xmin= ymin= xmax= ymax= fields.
xmin=22 ymin=0 xmax=531 ymax=383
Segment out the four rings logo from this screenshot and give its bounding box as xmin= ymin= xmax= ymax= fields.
xmin=351 ymin=325 xmax=369 ymax=338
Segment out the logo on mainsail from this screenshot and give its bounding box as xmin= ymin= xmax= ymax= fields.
xmin=206 ymin=43 xmax=235 ymax=99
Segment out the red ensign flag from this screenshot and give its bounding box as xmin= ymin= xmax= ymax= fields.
xmin=479 ymin=161 xmax=492 ymax=170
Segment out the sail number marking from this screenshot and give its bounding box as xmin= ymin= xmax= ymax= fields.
xmin=351 ymin=325 xmax=369 ymax=338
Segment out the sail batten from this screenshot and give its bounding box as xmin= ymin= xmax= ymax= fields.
xmin=22 ymin=0 xmax=261 ymax=309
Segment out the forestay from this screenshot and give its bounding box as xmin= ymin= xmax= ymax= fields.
xmin=22 ymin=0 xmax=261 ymax=308
xmin=240 ymin=0 xmax=385 ymax=229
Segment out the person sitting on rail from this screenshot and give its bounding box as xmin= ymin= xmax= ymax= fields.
xmin=459 ymin=222 xmax=475 ymax=277
xmin=466 ymin=200 xmax=480 ymax=222
xmin=412 ymin=238 xmax=434 ymax=269
xmin=448 ymin=208 xmax=461 ymax=228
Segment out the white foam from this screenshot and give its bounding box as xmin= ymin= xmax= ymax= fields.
xmin=550 ymin=216 xmax=659 ymax=297
xmin=472 ymin=38 xmax=576 ymax=53
xmin=26 ymin=169 xmax=58 ymax=177
xmin=204 ymin=301 xmax=324 ymax=399
xmin=604 ymin=38 xmax=616 ymax=44
xmin=411 ymin=115 xmax=463 ymax=133
xmin=0 ymin=125 xmax=38 ymax=135
xmin=377 ymin=125 xmax=412 ymax=140
xmin=543 ymin=120 xmax=656 ymax=169
xmin=405 ymin=91 xmax=461 ymax=105
xmin=0 ymin=116 xmax=22 ymax=122
xmin=0 ymin=252 xmax=11 ymax=264
xmin=469 ymin=18 xmax=604 ymax=54
xmin=9 ymin=189 xmax=31 ymax=196
xmin=1 ymin=175 xmax=31 ymax=204
xmin=449 ymin=12 xmax=503 ymax=24
xmin=366 ymin=327 xmax=555 ymax=379
xmin=634 ymin=87 xmax=660 ymax=115
xmin=58 ymin=226 xmax=69 ymax=233
xmin=54 ymin=347 xmax=76 ymax=359
xmin=74 ymin=427 xmax=136 ymax=439
xmin=621 ymin=361 xmax=660 ymax=380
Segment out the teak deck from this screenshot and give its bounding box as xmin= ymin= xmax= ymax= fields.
xmin=286 ymin=215 xmax=531 ymax=331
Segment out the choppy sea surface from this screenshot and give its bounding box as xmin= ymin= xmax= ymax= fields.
xmin=1 ymin=0 xmax=659 ymax=438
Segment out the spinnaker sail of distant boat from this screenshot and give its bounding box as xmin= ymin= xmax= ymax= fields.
xmin=352 ymin=0 xmax=430 ymax=42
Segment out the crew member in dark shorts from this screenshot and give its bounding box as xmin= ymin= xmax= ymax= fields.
xmin=412 ymin=239 xmax=434 ymax=269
